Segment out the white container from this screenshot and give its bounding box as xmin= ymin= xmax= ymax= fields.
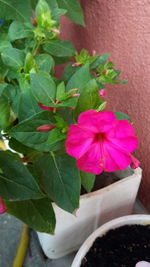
xmin=71 ymin=214 xmax=150 ymax=267
xmin=37 ymin=168 xmax=142 ymax=259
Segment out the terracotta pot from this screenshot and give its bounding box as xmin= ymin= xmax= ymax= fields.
xmin=71 ymin=214 xmax=150 ymax=267
xmin=37 ymin=168 xmax=142 ymax=259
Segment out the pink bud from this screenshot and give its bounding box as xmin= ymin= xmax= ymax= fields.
xmin=52 ymin=28 xmax=60 ymax=35
xmin=36 ymin=124 xmax=56 ymax=132
xmin=99 ymin=89 xmax=106 ymax=98
xmin=130 ymin=155 xmax=140 ymax=169
xmin=102 ymin=69 xmax=107 ymax=75
xmin=72 ymin=62 xmax=81 ymax=67
xmin=0 ymin=197 xmax=7 ymax=214
xmin=135 ymin=262 xmax=150 ymax=267
xmin=72 ymin=93 xmax=80 ymax=97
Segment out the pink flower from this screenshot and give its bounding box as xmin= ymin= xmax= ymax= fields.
xmin=0 ymin=197 xmax=7 ymax=214
xmin=135 ymin=262 xmax=150 ymax=267
xmin=99 ymin=89 xmax=106 ymax=98
xmin=36 ymin=124 xmax=56 ymax=132
xmin=66 ymin=110 xmax=138 ymax=174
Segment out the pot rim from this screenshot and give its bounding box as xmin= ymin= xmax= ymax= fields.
xmin=71 ymin=214 xmax=150 ymax=267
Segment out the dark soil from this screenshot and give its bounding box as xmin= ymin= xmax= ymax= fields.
xmin=80 ymin=224 xmax=150 ymax=267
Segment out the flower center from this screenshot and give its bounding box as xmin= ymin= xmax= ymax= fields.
xmin=95 ymin=132 xmax=105 ymax=142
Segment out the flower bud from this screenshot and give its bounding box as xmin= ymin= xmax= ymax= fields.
xmin=37 ymin=124 xmax=56 ymax=132
xmin=72 ymin=62 xmax=81 ymax=67
xmin=99 ymin=89 xmax=106 ymax=98
xmin=0 ymin=197 xmax=7 ymax=214
xmin=130 ymin=155 xmax=140 ymax=169
xmin=72 ymin=93 xmax=80 ymax=97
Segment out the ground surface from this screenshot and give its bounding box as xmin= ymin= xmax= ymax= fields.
xmin=0 ymin=201 xmax=148 ymax=267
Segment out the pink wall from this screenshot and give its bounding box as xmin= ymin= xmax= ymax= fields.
xmin=60 ymin=0 xmax=150 ymax=211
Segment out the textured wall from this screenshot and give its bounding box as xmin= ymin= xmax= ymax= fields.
xmin=60 ymin=0 xmax=150 ymax=211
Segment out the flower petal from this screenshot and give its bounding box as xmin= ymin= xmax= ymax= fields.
xmin=107 ymin=136 xmax=138 ymax=153
xmin=104 ymin=141 xmax=132 ymax=172
xmin=78 ymin=110 xmax=116 ymax=133
xmin=66 ymin=125 xmax=94 ymax=159
xmin=76 ymin=142 xmax=104 ymax=174
xmin=107 ymin=120 xmax=136 ymax=138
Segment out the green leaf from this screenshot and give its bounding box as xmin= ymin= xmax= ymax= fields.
xmin=6 ymin=198 xmax=56 ymax=234
xmin=9 ymin=138 xmax=37 ymax=155
xmin=34 ymin=153 xmax=81 ymax=213
xmin=90 ymin=54 xmax=110 ymax=70
xmin=62 ymin=62 xmax=79 ymax=83
xmin=47 ymin=127 xmax=66 ymax=145
xmin=57 ymin=0 xmax=85 ymax=25
xmin=0 ymin=0 xmax=32 ymax=21
xmin=10 ymin=111 xmax=63 ymax=152
xmin=66 ymin=64 xmax=91 ymax=92
xmin=1 ymin=47 xmax=25 ymax=70
xmin=35 ymin=54 xmax=54 ymax=73
xmin=0 ymin=96 xmax=12 ymax=129
xmin=16 ymin=81 xmax=42 ymax=121
xmin=0 ymin=83 xmax=7 ymax=96
xmin=114 ymin=112 xmax=131 ymax=121
xmin=74 ymin=79 xmax=103 ymax=119
xmin=30 ymin=72 xmax=56 ymax=104
xmin=56 ymin=82 xmax=66 ymax=101
xmin=0 ymin=41 xmax=12 ymax=53
xmin=18 ymin=92 xmax=41 ymax=121
xmin=8 ymin=21 xmax=34 ymax=41
xmin=0 ymin=151 xmax=43 ymax=201
xmin=80 ymin=171 xmax=96 ymax=193
xmin=44 ymin=40 xmax=76 ymax=57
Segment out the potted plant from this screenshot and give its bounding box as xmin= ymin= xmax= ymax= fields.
xmin=0 ymin=0 xmax=141 ymax=259
xmin=71 ymin=214 xmax=150 ymax=267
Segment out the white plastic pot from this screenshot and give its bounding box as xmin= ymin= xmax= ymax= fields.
xmin=71 ymin=214 xmax=150 ymax=267
xmin=37 ymin=168 xmax=142 ymax=259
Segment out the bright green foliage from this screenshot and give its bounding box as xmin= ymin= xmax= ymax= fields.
xmin=0 ymin=0 xmax=32 ymax=21
xmin=56 ymin=0 xmax=85 ymax=25
xmin=5 ymin=198 xmax=56 ymax=233
xmin=74 ymin=79 xmax=103 ymax=120
xmin=0 ymin=0 xmax=127 ymax=234
xmin=44 ymin=40 xmax=76 ymax=57
xmin=34 ymin=153 xmax=81 ymax=212
xmin=0 ymin=151 xmax=43 ymax=200
xmin=30 ymin=72 xmax=56 ymax=104
xmin=75 ymin=49 xmax=97 ymax=65
xmin=80 ymin=172 xmax=96 ymax=193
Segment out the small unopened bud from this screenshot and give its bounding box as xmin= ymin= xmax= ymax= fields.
xmin=72 ymin=62 xmax=81 ymax=67
xmin=102 ymin=69 xmax=107 ymax=75
xmin=0 ymin=197 xmax=7 ymax=214
xmin=37 ymin=124 xmax=56 ymax=132
xmin=99 ymin=89 xmax=106 ymax=98
xmin=52 ymin=28 xmax=60 ymax=34
xmin=72 ymin=93 xmax=80 ymax=97
xmin=130 ymin=155 xmax=140 ymax=169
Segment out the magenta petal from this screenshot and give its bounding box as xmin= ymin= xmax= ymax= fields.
xmin=0 ymin=197 xmax=7 ymax=214
xmin=108 ymin=120 xmax=136 ymax=138
xmin=78 ymin=110 xmax=116 ymax=133
xmin=104 ymin=141 xmax=132 ymax=172
xmin=66 ymin=125 xmax=94 ymax=159
xmin=107 ymin=136 xmax=138 ymax=153
xmin=76 ymin=143 xmax=104 ymax=174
